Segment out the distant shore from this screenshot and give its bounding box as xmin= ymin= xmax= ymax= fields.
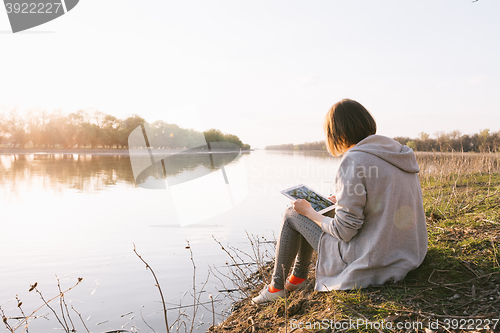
xmin=264 ymin=149 xmax=500 ymax=155
xmin=0 ymin=148 xmax=253 ymax=155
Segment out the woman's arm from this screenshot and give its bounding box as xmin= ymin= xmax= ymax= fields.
xmin=293 ymin=157 xmax=366 ymax=242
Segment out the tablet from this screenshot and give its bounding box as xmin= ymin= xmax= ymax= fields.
xmin=281 ymin=184 xmax=336 ymax=214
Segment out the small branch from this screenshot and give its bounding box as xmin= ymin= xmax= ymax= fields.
xmin=71 ymin=306 xmax=90 ymax=333
xmin=209 ymin=294 xmax=215 ymax=329
xmin=133 ymin=243 xmax=170 ymax=333
xmin=186 ymin=240 xmax=196 ymax=333
xmin=140 ymin=306 xmax=156 ymax=333
xmin=166 ymin=299 xmax=217 ymax=311
xmin=460 ymin=261 xmax=479 ymax=277
xmin=55 ymin=275 xmax=73 ymax=332
xmin=0 ymin=305 xmax=15 ymax=333
xmin=208 ymin=265 xmax=241 ymax=302
xmin=212 ymin=236 xmax=253 ymax=288
xmin=15 ymin=295 xmax=29 ymax=333
xmin=60 ymin=279 xmax=76 ymax=333
xmin=483 ymin=219 xmax=500 ymax=225
xmin=34 ymin=287 xmax=67 ymax=332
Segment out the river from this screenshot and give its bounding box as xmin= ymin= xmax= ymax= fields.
xmin=0 ymin=150 xmax=341 ymax=332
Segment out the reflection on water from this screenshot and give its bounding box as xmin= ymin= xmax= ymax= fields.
xmin=3 ymin=151 xmax=484 ymax=198
xmin=135 ymin=149 xmax=242 ymax=188
xmin=0 ymin=154 xmax=134 ymax=195
xmin=0 ymin=151 xmax=244 ymax=195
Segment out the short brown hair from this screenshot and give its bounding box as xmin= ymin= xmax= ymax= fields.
xmin=323 ymin=99 xmax=377 ymax=156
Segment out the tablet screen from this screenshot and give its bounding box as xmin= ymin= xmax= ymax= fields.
xmin=284 ymin=186 xmax=334 ymax=212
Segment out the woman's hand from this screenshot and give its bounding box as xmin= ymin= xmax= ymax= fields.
xmin=292 ymin=199 xmax=314 ymax=216
xmin=328 ymin=195 xmax=337 ymax=204
xmin=292 ymin=199 xmax=325 ymax=227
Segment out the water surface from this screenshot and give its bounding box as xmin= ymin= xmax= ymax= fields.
xmin=0 ymin=150 xmax=341 ymax=332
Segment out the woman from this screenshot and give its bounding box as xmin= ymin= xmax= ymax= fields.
xmin=252 ymin=99 xmax=428 ymax=304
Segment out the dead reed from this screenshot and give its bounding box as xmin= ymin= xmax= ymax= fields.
xmin=209 ymin=233 xmax=276 ymax=304
xmin=417 ymin=152 xmax=500 ymax=221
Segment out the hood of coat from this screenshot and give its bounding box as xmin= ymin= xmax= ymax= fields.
xmin=347 ymin=135 xmax=420 ymax=173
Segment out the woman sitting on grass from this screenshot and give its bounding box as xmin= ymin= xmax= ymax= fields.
xmin=252 ymin=99 xmax=428 ymax=304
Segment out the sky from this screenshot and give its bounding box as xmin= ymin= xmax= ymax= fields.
xmin=1 ymin=0 xmax=499 ymax=149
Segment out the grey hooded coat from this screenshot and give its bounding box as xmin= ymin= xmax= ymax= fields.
xmin=315 ymin=134 xmax=428 ymax=291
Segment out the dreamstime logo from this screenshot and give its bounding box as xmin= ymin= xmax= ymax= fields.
xmin=3 ymin=0 xmax=79 ymax=33
xmin=128 ymin=106 xmax=248 ymax=227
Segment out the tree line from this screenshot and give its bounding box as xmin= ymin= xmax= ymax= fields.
xmin=265 ymin=141 xmax=326 ymax=151
xmin=265 ymin=129 xmax=500 ymax=153
xmin=0 ymin=108 xmax=250 ymax=150
xmin=394 ymin=130 xmax=499 ymax=153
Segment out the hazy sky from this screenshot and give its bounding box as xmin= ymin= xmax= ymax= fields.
xmin=1 ymin=0 xmax=499 ymax=148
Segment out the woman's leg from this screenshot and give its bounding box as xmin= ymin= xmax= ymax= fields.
xmin=270 ymin=206 xmax=323 ymax=289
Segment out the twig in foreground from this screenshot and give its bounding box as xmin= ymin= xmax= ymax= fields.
xmin=71 ymin=306 xmax=90 ymax=333
xmin=12 ymin=278 xmax=83 ymax=331
xmin=140 ymin=306 xmax=156 ymax=333
xmin=15 ymin=295 xmax=29 ymax=333
xmin=0 ymin=305 xmax=15 ymax=333
xmin=34 ymin=286 xmax=68 ymax=332
xmin=186 ymin=240 xmax=197 ymax=333
xmin=133 ymin=243 xmax=170 ymax=333
xmin=209 ymin=294 xmax=215 ymax=329
xmin=56 ymin=275 xmax=75 ymax=333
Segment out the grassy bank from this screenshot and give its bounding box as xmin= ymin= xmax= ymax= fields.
xmin=212 ymin=153 xmax=500 ymax=333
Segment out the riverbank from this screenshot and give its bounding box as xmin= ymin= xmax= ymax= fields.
xmin=211 ymin=156 xmax=500 ymax=333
